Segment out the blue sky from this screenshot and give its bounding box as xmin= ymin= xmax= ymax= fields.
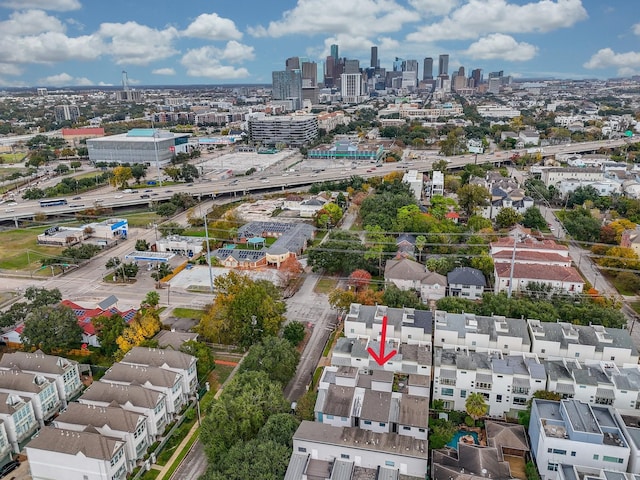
xmin=0 ymin=0 xmax=638 ymax=87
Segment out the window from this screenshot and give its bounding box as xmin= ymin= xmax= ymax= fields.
xmin=603 ymin=456 xmax=624 ymax=464
xmin=513 ymin=397 xmax=527 ymax=406
xmin=593 ymin=454 xmax=599 ymax=460
xmin=547 ymin=463 xmax=558 ymax=472
xmin=298 ymin=447 xmax=307 ymax=453
xmin=403 ymin=426 xmax=411 ymax=431
xmin=541 ymin=349 xmax=546 ymax=354
xmin=341 ymin=454 xmax=350 ymax=459
xmin=611 ymin=356 xmax=615 ymax=361
xmin=496 ymin=395 xmax=502 ymax=403
xmin=364 ymin=420 xmax=372 ymax=425
xmin=552 ymin=449 xmax=566 ymax=455
xmin=471 ymin=341 xmax=477 ymax=346
xmin=379 ymin=423 xmax=386 ymax=427
xmin=575 ymin=352 xmax=580 ymax=358
xmin=418 ymin=428 xmax=425 ymax=433
xmin=441 ymin=388 xmax=454 ymax=397
xmin=385 ymin=461 xmax=395 ymax=467
xmin=571 ymin=452 xmax=576 ymax=457
xmin=460 ymin=390 xmax=467 ymax=398
xmin=326 ymin=415 xmax=334 ymax=420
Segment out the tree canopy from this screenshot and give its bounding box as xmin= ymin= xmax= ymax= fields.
xmin=21 ymin=305 xmax=83 ymax=353
xmin=239 ymin=336 xmax=300 ymax=385
xmin=198 ymin=271 xmax=286 ymax=347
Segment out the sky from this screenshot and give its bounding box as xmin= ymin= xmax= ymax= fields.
xmin=0 ymin=0 xmax=639 ymax=88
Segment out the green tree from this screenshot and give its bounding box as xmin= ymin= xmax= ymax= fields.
xmin=180 ymin=340 xmax=216 ymax=381
xmin=283 ymin=321 xmax=306 ymax=346
xmin=21 ymin=305 xmax=83 ymax=353
xmin=314 ymin=203 xmax=343 ymax=228
xmin=382 ymin=284 xmax=422 ymax=309
xmin=522 ymin=206 xmax=547 ymax=230
xmin=465 ymin=392 xmax=488 ymax=420
xmin=200 ymin=371 xmax=289 ymax=465
xmin=121 ymin=262 xmax=139 ymax=280
xmin=432 ymin=159 xmax=449 ymax=172
xmin=24 ymin=287 xmax=62 ymax=307
xmin=180 ymin=163 xmax=199 ymax=182
xmin=93 ymin=314 xmax=126 ymax=356
xmin=158 ymin=222 xmax=185 ymax=236
xmin=428 ymin=418 xmax=456 ymax=449
xmin=54 ymin=164 xmax=69 ymax=175
xmin=151 ymin=263 xmax=173 ymax=282
xmin=240 ymin=336 xmax=300 ymax=385
xmin=156 ymin=202 xmax=179 ymax=218
xmin=202 ymin=439 xmax=291 ymax=480
xmin=198 ymin=271 xmax=286 ymax=347
xmin=112 ymin=166 xmax=133 ymax=188
xmin=256 ymin=413 xmax=300 ymax=447
xmin=294 ymin=390 xmax=317 ymax=421
xmin=135 ymin=239 xmax=150 ymax=251
xmin=415 ymin=235 xmax=426 ymax=261
xmin=307 ymin=230 xmax=366 ymax=275
xmin=457 ymin=184 xmax=490 ymax=217
xmin=495 ymin=207 xmax=523 ymax=229
xmin=143 ymin=291 xmax=160 ymax=307
xmin=130 ymin=164 xmax=147 ymax=184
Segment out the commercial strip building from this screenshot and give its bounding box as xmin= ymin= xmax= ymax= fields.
xmin=307 ymin=140 xmax=384 ymax=163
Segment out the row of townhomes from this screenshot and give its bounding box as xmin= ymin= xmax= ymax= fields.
xmin=286 ymin=303 xmax=640 ymax=480
xmin=0 ymin=347 xmax=196 ymax=480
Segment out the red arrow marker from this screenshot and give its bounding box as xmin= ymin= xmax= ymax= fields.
xmin=367 ymin=315 xmax=397 ymax=366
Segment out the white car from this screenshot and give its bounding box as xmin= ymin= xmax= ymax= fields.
xmin=114 ymin=194 xmax=123 ymax=199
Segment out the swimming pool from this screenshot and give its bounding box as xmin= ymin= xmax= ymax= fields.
xmin=447 ymin=430 xmax=480 ymax=449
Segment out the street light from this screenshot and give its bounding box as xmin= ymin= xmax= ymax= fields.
xmin=153 ymin=130 xmax=162 ymax=187
xmin=203 ymin=213 xmax=214 ymax=293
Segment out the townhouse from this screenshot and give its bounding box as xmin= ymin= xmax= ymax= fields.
xmin=120 ymin=347 xmax=198 ymax=396
xmin=78 ymin=382 xmax=168 ymax=438
xmin=27 ymin=426 xmax=128 ymax=480
xmin=101 ymin=363 xmax=185 ymax=415
xmin=0 ymin=393 xmax=38 ymax=453
xmin=54 ymin=403 xmax=150 ymax=469
xmin=0 ymin=370 xmax=61 ymax=426
xmin=0 ymin=350 xmax=83 ymax=406
xmin=529 ymin=399 xmax=631 ymax=479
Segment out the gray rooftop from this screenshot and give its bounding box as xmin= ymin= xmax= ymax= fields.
xmin=294 ymin=421 xmax=427 ymax=458
xmin=435 ymin=311 xmax=531 ymax=346
xmin=323 ymin=385 xmax=354 ymax=418
xmin=0 ymin=392 xmax=30 ymax=415
xmin=361 ymin=390 xmax=392 ymax=423
xmin=154 ymin=330 xmax=198 ymax=350
xmin=346 ymin=304 xmax=433 ymax=335
xmin=121 ymin=347 xmax=196 ymax=370
xmin=54 ymin=402 xmax=146 ymax=433
xmin=398 ymin=395 xmax=428 ymax=428
xmin=0 ymin=350 xmax=78 ymax=375
xmin=0 ymin=369 xmax=54 ymax=394
xmin=80 ymin=381 xmax=164 ymax=409
xmin=432 ymin=443 xmax=512 ymax=480
xmin=102 ymin=363 xmax=181 ymax=389
xmin=284 ymin=452 xmax=309 ymax=480
xmin=27 ymin=426 xmax=123 ymax=460
xmin=447 ymin=267 xmax=486 ymax=287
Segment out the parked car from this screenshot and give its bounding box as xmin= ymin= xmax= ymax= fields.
xmin=0 ymin=460 xmax=20 ymax=477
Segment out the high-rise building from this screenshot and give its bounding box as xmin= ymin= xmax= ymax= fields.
xmin=438 ymin=54 xmax=449 ymax=77
xmin=325 ymin=56 xmax=335 ymax=86
xmin=54 ymin=105 xmax=80 ymax=123
xmin=330 ymin=44 xmax=339 ymax=62
xmin=393 ymin=57 xmax=404 ymax=72
xmin=453 ymin=67 xmax=467 ymax=91
xmin=301 ymin=61 xmax=318 ymax=86
xmin=488 ymin=70 xmax=504 ymax=79
xmin=403 ymin=59 xmax=418 ymax=76
xmin=286 ymin=57 xmax=300 ymax=71
xmin=344 ymin=59 xmax=360 ymax=74
xmin=423 ymin=57 xmax=433 ymax=80
xmin=471 ymin=69 xmax=482 ymax=86
xmin=370 ymin=46 xmax=378 ymax=68
xmin=341 ymin=73 xmax=363 ymax=103
xmin=488 ymin=77 xmax=502 ymax=94
xmin=272 ymin=70 xmax=302 ymax=109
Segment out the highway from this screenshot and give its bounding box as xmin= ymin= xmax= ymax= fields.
xmin=0 ymin=137 xmax=633 ymax=224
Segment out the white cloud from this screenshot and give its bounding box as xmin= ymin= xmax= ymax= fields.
xmin=39 ymin=72 xmax=93 ymax=86
xmin=152 ymin=68 xmax=176 ymax=76
xmin=220 ymin=40 xmax=255 ymax=63
xmin=633 ymin=23 xmax=640 ymax=35
xmin=463 ymin=34 xmax=538 ymax=61
xmin=180 ymin=46 xmax=250 ymax=79
xmin=408 ymin=0 xmax=459 ymax=16
xmin=584 ymin=48 xmax=640 ymax=76
xmin=0 ymin=0 xmax=80 ymax=11
xmin=1 ymin=10 xmax=66 ymax=36
xmin=183 ymin=13 xmax=242 ymax=40
xmin=407 ymin=0 xmax=588 ymax=42
xmin=0 ymin=32 xmax=102 ymax=64
xmin=97 ymin=22 xmax=179 ymax=66
xmin=249 ymin=0 xmax=417 ymax=38
xmin=0 ymin=63 xmax=22 ymax=76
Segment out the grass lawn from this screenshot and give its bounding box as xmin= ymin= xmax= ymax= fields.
xmin=630 ymin=301 xmax=640 ymax=315
xmin=605 ymin=272 xmax=635 ymax=296
xmin=122 ymin=211 xmax=161 ymax=227
xmin=0 ymin=228 xmax=64 ymax=271
xmin=210 ymin=364 xmax=235 ymax=391
xmin=0 ymin=153 xmax=26 ymax=164
xmin=172 ymin=307 xmax=205 ymax=320
xmin=314 ymin=277 xmax=338 ymax=294
xmin=140 ymin=469 xmax=160 ymax=480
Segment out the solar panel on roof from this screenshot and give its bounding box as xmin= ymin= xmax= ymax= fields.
xmin=73 ymin=309 xmax=85 ymax=317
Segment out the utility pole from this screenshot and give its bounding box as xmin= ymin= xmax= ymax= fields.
xmin=204 ymin=214 xmax=214 ymax=293
xmin=507 ymin=235 xmax=519 ymax=299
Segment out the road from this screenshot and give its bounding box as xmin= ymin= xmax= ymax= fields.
xmin=2 ymin=138 xmax=634 ymax=223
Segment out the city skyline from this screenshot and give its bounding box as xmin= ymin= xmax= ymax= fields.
xmin=0 ymin=0 xmax=638 ymax=87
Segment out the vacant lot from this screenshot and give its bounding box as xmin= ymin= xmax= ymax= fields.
xmin=0 ymin=228 xmax=63 ymax=271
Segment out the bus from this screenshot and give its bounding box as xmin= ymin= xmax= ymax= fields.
xmin=39 ymin=199 xmax=68 ymax=207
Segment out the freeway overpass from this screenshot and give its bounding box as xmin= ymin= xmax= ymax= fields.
xmin=0 ymin=137 xmax=634 ymax=225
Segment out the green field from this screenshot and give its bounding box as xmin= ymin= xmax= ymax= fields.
xmin=314 ymin=277 xmax=338 ymax=294
xmin=0 ymin=153 xmax=26 ymax=164
xmin=172 ymin=307 xmax=205 ymax=320
xmin=0 ymin=228 xmax=64 ymax=271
